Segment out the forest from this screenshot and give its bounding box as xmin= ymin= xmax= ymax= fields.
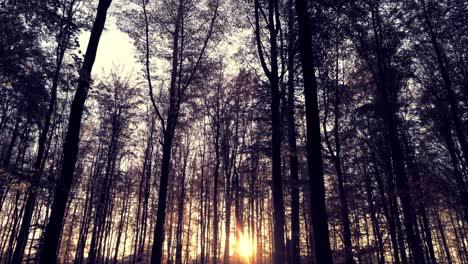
xmin=0 ymin=0 xmax=467 ymax=263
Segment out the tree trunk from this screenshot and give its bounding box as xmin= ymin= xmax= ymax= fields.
xmin=11 ymin=1 xmax=75 ymax=258
xmin=368 ymin=4 xmax=425 ymax=262
xmin=150 ymin=0 xmax=184 ymax=262
xmin=294 ymin=0 xmax=333 ymax=262
xmin=286 ymin=1 xmax=301 ymax=263
xmin=253 ymin=0 xmax=286 ymax=262
xmin=38 ymin=1 xmax=112 ymax=263
xmin=175 ymin=147 xmax=189 ymax=264
xmin=419 ymin=0 xmax=468 ymax=165
xmin=330 ymin=50 xmax=354 ymax=264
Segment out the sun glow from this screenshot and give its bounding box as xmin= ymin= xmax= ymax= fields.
xmin=236 ymin=230 xmax=255 ymax=261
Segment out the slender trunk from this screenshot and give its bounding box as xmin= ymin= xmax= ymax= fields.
xmin=369 ymin=3 xmax=425 ymax=261
xmin=369 ymin=143 xmax=401 ymax=264
xmin=184 ymin=183 xmax=193 ymax=264
xmin=113 ymin=188 xmax=129 ymax=264
xmin=432 ymin=205 xmax=452 ymax=264
xmin=294 ymin=0 xmax=333 ymax=262
xmin=175 ymin=148 xmax=189 ymax=264
xmin=151 ymin=128 xmax=175 ymax=264
xmin=212 ymin=119 xmax=220 ymax=264
xmin=331 ymin=56 xmax=353 ymax=264
xmin=441 ymin=120 xmax=468 ymax=220
xmin=150 ymin=1 xmax=183 ymax=262
xmin=253 ymin=0 xmax=286 ymax=262
xmin=402 ymin=131 xmax=437 ymax=264
xmin=3 ymin=115 xmax=20 ymax=167
xmin=11 ymin=2 xmax=74 ymax=257
xmin=38 ymin=1 xmax=113 ymax=262
xmin=286 ymin=1 xmax=300 ymax=263
xmin=363 ymin=166 xmax=384 ymax=264
xmin=420 ymin=0 xmax=468 ymax=164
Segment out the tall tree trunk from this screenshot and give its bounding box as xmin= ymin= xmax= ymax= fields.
xmin=294 ymin=0 xmax=333 ymax=262
xmin=175 ymin=147 xmax=189 ymax=264
xmin=329 ymin=48 xmax=354 ymax=264
xmin=3 ymin=115 xmax=20 ymax=167
xmin=212 ymin=112 xmax=220 ymax=264
xmin=113 ymin=186 xmax=129 ymax=264
xmin=286 ymin=0 xmax=301 ymax=263
xmin=38 ymin=1 xmax=113 ymax=263
xmin=402 ymin=130 xmax=437 ymax=264
xmin=369 ymin=140 xmax=401 ymax=264
xmin=440 ymin=118 xmax=468 ymax=220
xmin=368 ymin=3 xmax=425 ymax=262
xmin=432 ymin=205 xmax=452 ymax=264
xmin=363 ymin=167 xmax=384 ymax=264
xmin=419 ymin=0 xmax=468 ymax=164
xmin=11 ymin=1 xmax=76 ymax=259
xmin=150 ymin=0 xmax=185 ymax=262
xmin=253 ymin=0 xmax=286 ymax=262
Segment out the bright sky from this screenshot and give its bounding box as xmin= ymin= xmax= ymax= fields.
xmin=78 ymin=15 xmax=139 ymax=77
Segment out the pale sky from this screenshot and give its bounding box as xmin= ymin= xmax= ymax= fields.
xmin=78 ymin=15 xmax=139 ymax=77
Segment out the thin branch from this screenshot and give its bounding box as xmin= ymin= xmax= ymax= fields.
xmin=254 ymin=0 xmax=271 ymax=78
xmin=142 ymin=0 xmax=166 ymax=132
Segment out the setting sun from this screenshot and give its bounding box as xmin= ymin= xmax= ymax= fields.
xmin=236 ymin=231 xmax=255 ymax=261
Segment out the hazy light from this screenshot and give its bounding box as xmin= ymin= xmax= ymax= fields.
xmin=236 ymin=229 xmax=255 ymax=262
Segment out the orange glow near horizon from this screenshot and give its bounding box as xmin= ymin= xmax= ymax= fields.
xmin=236 ymin=229 xmax=256 ymax=262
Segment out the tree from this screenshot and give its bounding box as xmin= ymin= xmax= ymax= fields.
xmin=38 ymin=0 xmax=113 ymax=262
xmin=120 ymin=1 xmax=219 ymax=263
xmin=294 ymin=0 xmax=334 ymax=262
xmin=253 ymin=0 xmax=286 ymax=262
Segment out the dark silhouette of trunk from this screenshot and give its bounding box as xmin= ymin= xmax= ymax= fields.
xmin=294 ymin=0 xmax=333 ymax=262
xmin=3 ymin=115 xmax=20 ymax=167
xmin=432 ymin=205 xmax=452 ymax=264
xmin=322 ymin=44 xmax=354 ymax=263
xmin=151 ymin=129 xmax=175 ymax=264
xmin=333 ymin=99 xmax=354 ymax=264
xmin=89 ymin=107 xmax=121 ymax=264
xmin=367 ymin=3 xmax=425 ymax=262
xmin=253 ymin=0 xmax=286 ymax=262
xmin=401 ymin=130 xmax=437 ymax=264
xmin=222 ymin=101 xmax=237 ymax=264
xmin=286 ymin=0 xmax=300 ymax=263
xmin=149 ymin=0 xmax=217 ymax=261
xmin=167 ymin=188 xmax=176 ymax=264
xmin=113 ymin=182 xmax=130 ymax=264
xmin=223 ymin=163 xmax=233 ymax=264
xmin=419 ymin=0 xmax=468 ymax=165
xmin=12 ymin=1 xmax=77 ymax=261
xmin=380 ymin=43 xmax=425 ymax=264
xmin=363 ymin=166 xmax=384 ymax=264
xmin=441 ymin=120 xmax=468 ymax=220
xmin=4 ymin=191 xmax=23 ymax=263
xmin=184 ymin=182 xmax=193 ymax=264
xmin=200 ymin=144 xmax=207 ymax=264
xmin=74 ymin=156 xmax=97 ymax=264
xmin=212 ymin=101 xmax=220 ymax=264
xmin=150 ymin=0 xmax=181 ymax=258
xmin=175 ymin=146 xmax=189 ymax=264
xmin=38 ymin=0 xmax=113 ymax=263
xmin=133 ymin=116 xmax=154 ymax=264
xmin=377 ymin=139 xmax=408 ymax=264
xmin=365 ymin=124 xmax=401 ymax=264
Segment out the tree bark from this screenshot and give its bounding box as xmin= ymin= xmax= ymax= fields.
xmin=253 ymin=0 xmax=286 ymax=262
xmin=38 ymin=1 xmax=112 ymax=263
xmin=294 ymin=0 xmax=334 ymax=262
xmin=286 ymin=1 xmax=301 ymax=263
